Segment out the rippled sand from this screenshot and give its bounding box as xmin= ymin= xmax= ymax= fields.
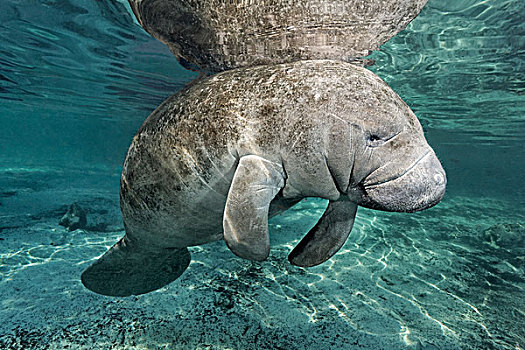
xmin=1 ymin=169 xmax=523 ymax=349
xmin=0 ymin=0 xmax=523 ymax=348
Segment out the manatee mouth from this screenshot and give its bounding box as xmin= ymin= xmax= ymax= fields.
xmin=357 ymin=151 xmax=446 ymax=212
xmin=363 ymin=150 xmax=431 ymax=188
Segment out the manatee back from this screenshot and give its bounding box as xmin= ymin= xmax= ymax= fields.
xmin=129 ymin=0 xmax=428 ymax=72
xmin=119 ymin=60 xmax=403 ymax=246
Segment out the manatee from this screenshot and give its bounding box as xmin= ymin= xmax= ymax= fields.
xmin=128 ymin=0 xmax=428 ymax=72
xmin=81 ymin=60 xmax=446 ymax=296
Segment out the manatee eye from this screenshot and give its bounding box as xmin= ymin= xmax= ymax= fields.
xmin=366 ymin=133 xmax=384 ymax=147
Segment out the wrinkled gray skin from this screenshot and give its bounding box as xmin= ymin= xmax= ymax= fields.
xmin=128 ymin=0 xmax=428 ymax=72
xmin=81 ymin=61 xmax=446 ymax=296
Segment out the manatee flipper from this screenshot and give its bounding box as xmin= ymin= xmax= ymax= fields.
xmin=289 ymin=200 xmax=357 ymax=267
xmin=81 ymin=236 xmax=190 ymax=297
xmin=223 ymin=155 xmax=285 ymax=261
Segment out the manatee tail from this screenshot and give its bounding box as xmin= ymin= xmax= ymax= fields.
xmin=81 ymin=236 xmax=190 ymax=297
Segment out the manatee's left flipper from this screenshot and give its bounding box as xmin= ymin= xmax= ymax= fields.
xmin=223 ymin=155 xmax=285 ymax=261
xmin=289 ymin=200 xmax=357 ymax=267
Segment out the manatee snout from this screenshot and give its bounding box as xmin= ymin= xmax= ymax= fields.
xmin=358 ymin=151 xmax=446 ymax=212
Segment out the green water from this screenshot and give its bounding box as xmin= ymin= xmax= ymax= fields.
xmin=0 ymin=0 xmax=523 ymax=349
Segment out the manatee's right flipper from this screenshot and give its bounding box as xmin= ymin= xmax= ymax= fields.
xmin=289 ymin=200 xmax=357 ymax=267
xmin=81 ymin=236 xmax=190 ymax=297
xmin=223 ymin=155 xmax=285 ymax=261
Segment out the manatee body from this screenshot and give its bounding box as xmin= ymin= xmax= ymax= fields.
xmin=128 ymin=0 xmax=428 ymax=72
xmin=81 ymin=60 xmax=446 ymax=296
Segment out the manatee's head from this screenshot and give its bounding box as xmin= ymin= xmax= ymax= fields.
xmin=339 ymin=81 xmax=446 ymax=212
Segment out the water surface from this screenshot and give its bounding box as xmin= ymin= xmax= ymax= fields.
xmin=0 ymin=0 xmax=523 ymax=349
